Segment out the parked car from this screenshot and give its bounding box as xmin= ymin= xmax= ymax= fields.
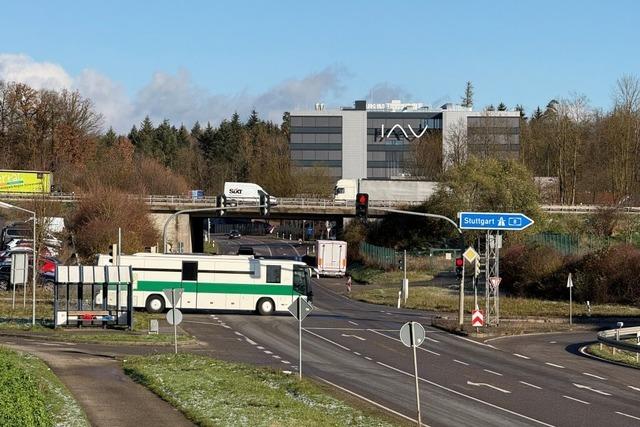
xmin=228 ymin=230 xmax=241 ymax=239
xmin=0 ymin=263 xmax=55 ymax=291
xmin=237 ymin=246 xmax=254 ymax=255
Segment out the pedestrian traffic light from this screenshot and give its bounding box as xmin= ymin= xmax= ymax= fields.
xmin=216 ymin=194 xmax=226 ymax=216
xmin=355 ymin=193 xmax=369 ymax=221
xmin=259 ymin=191 xmax=271 ymax=216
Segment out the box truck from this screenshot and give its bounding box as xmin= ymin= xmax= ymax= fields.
xmin=334 ymin=178 xmax=437 ymax=203
xmin=316 ymin=240 xmax=347 ymax=277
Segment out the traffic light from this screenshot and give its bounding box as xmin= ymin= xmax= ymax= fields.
xmin=474 ymin=259 xmax=481 ymax=278
xmin=355 ymin=193 xmax=369 ymax=221
xmin=216 ymin=194 xmax=227 ymax=216
xmin=259 ymin=191 xmax=271 ymax=216
xmin=109 ymin=243 xmax=119 ymax=265
xmin=455 ymin=257 xmax=463 ymax=279
xmin=398 ymin=256 xmax=404 ymax=271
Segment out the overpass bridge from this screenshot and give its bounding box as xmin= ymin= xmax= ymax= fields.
xmin=2 ymin=192 xmax=639 ymax=252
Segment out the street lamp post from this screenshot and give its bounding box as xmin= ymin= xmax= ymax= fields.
xmin=0 ymin=201 xmax=37 ymax=325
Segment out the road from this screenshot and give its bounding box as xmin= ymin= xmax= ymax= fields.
xmin=181 ymin=236 xmax=640 ymax=426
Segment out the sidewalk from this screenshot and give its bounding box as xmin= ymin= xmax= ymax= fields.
xmin=2 ymin=338 xmax=194 ymax=427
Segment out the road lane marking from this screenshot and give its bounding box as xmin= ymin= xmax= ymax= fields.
xmin=520 ymin=381 xmax=542 ymax=390
xmin=454 ymin=335 xmax=498 ymax=349
xmin=628 ymin=385 xmax=640 ymax=392
xmin=374 ymin=361 xmax=554 ymax=426
xmin=257 ymin=346 xmax=264 ymax=350
xmin=367 ymin=329 xmax=440 ymax=356
xmin=317 ymin=377 xmax=429 ymax=427
xmin=582 ymin=372 xmax=606 ymax=380
xmin=281 ymin=360 xmax=290 ymax=364
xmin=272 ymin=355 xmax=281 ymax=359
xmin=183 ymin=320 xmax=224 ymax=325
xmin=341 ymin=334 xmax=366 ymax=341
xmin=545 ymin=362 xmax=565 ymax=369
xmin=483 ymin=369 xmax=503 ymax=376
xmin=304 ymin=329 xmax=351 ymax=351
xmin=364 ymin=356 xmax=372 ymax=361
xmin=616 ymin=412 xmax=640 ymax=422
xmin=467 ymin=381 xmax=511 ymax=394
xmin=425 ymin=336 xmax=440 ymax=343
xmin=245 ymin=338 xmax=257 ymax=345
xmin=454 ymin=360 xmax=469 ymax=366
xmin=354 ymin=352 xmax=361 ymax=356
xmin=549 ymin=341 xmax=557 ymax=344
xmin=563 ymin=395 xmax=590 ymax=405
xmin=264 ymin=350 xmax=272 ymax=354
xmin=234 ymin=331 xmax=243 ymax=336
xmin=348 ymin=320 xmax=359 ymax=326
xmin=36 ymin=342 xmax=61 ymax=346
xmin=513 ymin=353 xmax=530 ymax=359
xmin=572 ymin=383 xmax=611 ymax=396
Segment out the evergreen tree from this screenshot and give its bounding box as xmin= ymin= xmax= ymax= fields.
xmin=247 ymin=109 xmax=259 ymax=128
xmin=154 ymin=119 xmax=178 ymax=166
xmin=497 ymin=102 xmax=507 ymax=111
xmin=199 ymin=122 xmax=217 ymax=160
xmin=176 ymin=124 xmax=191 ymax=146
xmin=460 ymin=81 xmax=474 ymax=108
xmin=281 ymin=112 xmax=291 ymax=139
xmin=515 ymin=104 xmax=527 ymax=120
xmin=532 ymin=106 xmax=543 ymax=120
xmin=102 ymin=127 xmax=117 ymax=146
xmin=134 ymin=116 xmax=155 ymax=157
xmin=486 ymin=104 xmax=496 ymax=112
xmin=191 ymin=121 xmax=203 ymax=141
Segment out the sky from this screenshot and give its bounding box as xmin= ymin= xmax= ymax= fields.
xmin=1 ymin=0 xmax=638 ymax=132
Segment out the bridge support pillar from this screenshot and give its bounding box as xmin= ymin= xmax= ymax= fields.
xmin=149 ymin=213 xmax=192 ymax=253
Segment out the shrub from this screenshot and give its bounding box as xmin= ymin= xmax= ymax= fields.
xmin=67 ymin=185 xmax=159 ymax=260
xmin=500 ymin=243 xmax=566 ymax=298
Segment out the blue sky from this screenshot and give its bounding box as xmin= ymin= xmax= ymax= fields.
xmin=1 ymin=0 xmax=638 ymax=130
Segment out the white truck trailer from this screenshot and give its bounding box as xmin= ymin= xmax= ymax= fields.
xmin=316 ymin=240 xmax=347 ymax=277
xmin=334 ymin=179 xmax=437 ymax=203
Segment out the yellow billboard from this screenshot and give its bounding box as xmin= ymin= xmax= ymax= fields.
xmin=0 ymin=170 xmax=52 ymax=193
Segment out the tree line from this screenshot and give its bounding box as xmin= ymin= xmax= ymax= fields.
xmin=2 ymin=76 xmax=640 ymax=204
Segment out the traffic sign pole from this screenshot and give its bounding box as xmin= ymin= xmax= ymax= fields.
xmin=298 ymin=297 xmax=302 ymax=379
xmin=172 ymin=289 xmax=178 ymax=354
xmin=411 ymin=324 xmax=422 ymax=427
xmin=458 ymin=260 xmax=465 ymax=329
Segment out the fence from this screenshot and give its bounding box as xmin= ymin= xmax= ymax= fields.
xmin=359 ymin=241 xmax=455 ymax=272
xmin=529 ymin=232 xmax=638 ymax=255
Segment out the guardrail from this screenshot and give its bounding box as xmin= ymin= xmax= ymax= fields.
xmin=597 ymin=325 xmax=640 ymax=353
xmin=1 ymin=192 xmax=640 ymax=213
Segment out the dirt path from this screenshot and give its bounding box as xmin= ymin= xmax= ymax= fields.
xmin=3 ymin=339 xmax=194 ymax=427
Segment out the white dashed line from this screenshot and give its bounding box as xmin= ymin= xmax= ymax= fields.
xmin=304 ymin=329 xmax=351 ymax=351
xmin=348 ymin=321 xmax=359 ymax=326
xmin=549 ymin=341 xmax=557 ymax=344
xmin=582 ymin=372 xmax=606 ymax=380
xmin=628 ymin=385 xmax=640 ymax=392
xmin=353 ymin=351 xmax=361 ymax=356
xmin=466 ymin=381 xmax=511 ymax=394
xmin=520 ymin=381 xmax=542 ymax=390
xmin=245 ymin=338 xmax=257 ymax=345
xmin=367 ymin=329 xmax=440 ymax=355
xmin=272 ymin=355 xmax=281 ymax=359
xmin=545 ymin=362 xmax=565 ymax=369
xmin=257 ymin=346 xmax=264 ymax=350
xmin=425 ymin=336 xmax=440 ymax=343
xmin=264 ymin=350 xmax=272 ymax=355
xmin=454 ymin=359 xmax=470 ymax=366
xmin=365 ymin=356 xmax=372 ymax=361
xmin=483 ymin=369 xmax=503 ymax=376
xmin=281 ymin=360 xmax=290 ymax=364
xmin=234 ymin=331 xmax=243 ymax=336
xmin=616 ymin=412 xmax=640 ymax=421
xmin=563 ymin=395 xmax=590 ymax=405
xmin=513 ymin=353 xmax=530 ymax=359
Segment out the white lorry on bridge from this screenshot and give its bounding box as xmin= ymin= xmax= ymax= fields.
xmin=334 ymin=179 xmax=437 ymax=203
xmin=224 ymin=182 xmax=278 ymax=206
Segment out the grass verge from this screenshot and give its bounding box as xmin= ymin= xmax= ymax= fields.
xmin=124 ymin=353 xmax=402 ymax=427
xmin=0 ymin=346 xmax=89 ymax=427
xmin=586 ymin=343 xmax=640 ymax=368
xmin=352 ymin=285 xmax=640 ymax=318
xmin=348 ymin=265 xmax=434 ymax=286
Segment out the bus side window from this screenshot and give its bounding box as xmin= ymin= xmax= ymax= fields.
xmin=266 ymin=265 xmax=281 ymax=283
xmin=182 ymin=261 xmax=198 ymax=281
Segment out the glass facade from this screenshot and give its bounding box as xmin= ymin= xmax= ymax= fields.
xmin=290 ymin=115 xmax=343 ymax=178
xmin=466 ymin=116 xmax=520 ymax=159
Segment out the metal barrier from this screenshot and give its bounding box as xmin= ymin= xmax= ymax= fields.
xmin=597 ymin=325 xmax=640 ymax=353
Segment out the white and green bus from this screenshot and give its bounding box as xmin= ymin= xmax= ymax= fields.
xmin=96 ymin=253 xmax=313 ymax=315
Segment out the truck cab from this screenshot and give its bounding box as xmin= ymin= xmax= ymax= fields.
xmin=334 ymin=179 xmax=357 ymax=201
xmin=224 ymin=182 xmax=278 ymax=206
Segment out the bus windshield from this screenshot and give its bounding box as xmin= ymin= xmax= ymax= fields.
xmin=293 ymin=265 xmax=312 ymax=297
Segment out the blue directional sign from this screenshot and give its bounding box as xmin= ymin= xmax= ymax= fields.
xmin=458 ymin=212 xmax=534 ymax=231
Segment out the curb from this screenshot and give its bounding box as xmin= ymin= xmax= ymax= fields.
xmin=579 ymin=344 xmax=640 ymax=370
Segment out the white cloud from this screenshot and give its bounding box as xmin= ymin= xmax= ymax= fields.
xmin=364 ymin=82 xmax=412 ymax=103
xmin=0 ymin=53 xmax=349 ymax=132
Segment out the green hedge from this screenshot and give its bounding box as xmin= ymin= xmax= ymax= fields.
xmin=0 ymin=348 xmax=52 ymax=426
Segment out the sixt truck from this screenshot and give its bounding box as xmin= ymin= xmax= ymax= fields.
xmin=0 ymin=170 xmax=53 ymax=193
xmin=334 ymin=178 xmax=437 ymax=203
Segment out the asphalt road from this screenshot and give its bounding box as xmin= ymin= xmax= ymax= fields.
xmin=181 ymin=236 xmax=640 ymax=427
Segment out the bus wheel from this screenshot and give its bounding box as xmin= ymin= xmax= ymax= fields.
xmin=146 ymin=295 xmax=165 ymax=313
xmin=257 ymin=298 xmax=275 ymax=316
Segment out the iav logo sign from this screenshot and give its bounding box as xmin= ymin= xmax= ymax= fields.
xmin=374 ymin=124 xmax=428 ymax=142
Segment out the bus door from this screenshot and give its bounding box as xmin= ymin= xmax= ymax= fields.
xmin=180 ymin=261 xmax=198 ymax=309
